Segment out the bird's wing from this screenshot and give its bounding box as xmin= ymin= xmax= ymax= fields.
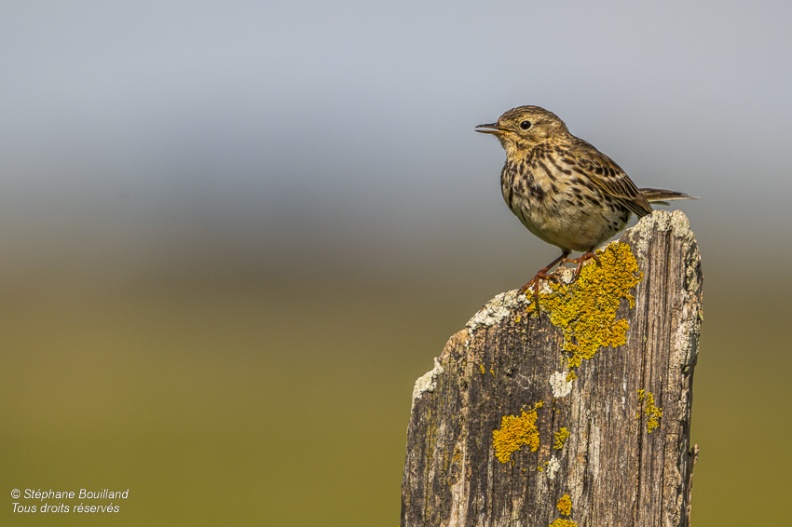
xmin=571 ymin=138 xmax=652 ymax=218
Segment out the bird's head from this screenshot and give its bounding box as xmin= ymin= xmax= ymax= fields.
xmin=476 ymin=106 xmax=569 ymax=156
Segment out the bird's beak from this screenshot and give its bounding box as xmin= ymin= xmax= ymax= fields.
xmin=475 ymin=123 xmax=505 ymax=135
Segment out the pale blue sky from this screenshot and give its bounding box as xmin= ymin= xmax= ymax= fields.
xmin=1 ymin=0 xmax=789 ymax=282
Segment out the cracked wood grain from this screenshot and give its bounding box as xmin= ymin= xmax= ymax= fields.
xmin=402 ymin=210 xmax=703 ymax=527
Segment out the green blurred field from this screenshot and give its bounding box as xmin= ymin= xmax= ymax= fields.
xmin=2 ymin=252 xmax=790 ymax=525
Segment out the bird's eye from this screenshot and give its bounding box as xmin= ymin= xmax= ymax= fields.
xmin=520 ymin=120 xmax=532 ymax=130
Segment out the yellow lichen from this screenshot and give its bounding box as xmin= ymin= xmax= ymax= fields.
xmin=549 ymin=519 xmax=578 ymax=527
xmin=492 ymin=401 xmax=544 ymax=464
xmin=479 ymin=364 xmax=486 ymax=374
xmin=638 ymin=389 xmax=663 ymax=433
xmin=553 ymin=427 xmax=570 ymax=450
xmin=530 ymin=242 xmax=642 ymax=377
xmin=556 ymin=494 xmax=573 ymax=516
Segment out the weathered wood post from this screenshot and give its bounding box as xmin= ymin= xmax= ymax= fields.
xmin=401 ymin=210 xmax=702 ymax=527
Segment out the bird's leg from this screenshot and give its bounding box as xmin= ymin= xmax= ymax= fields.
xmin=561 ymin=249 xmax=600 ymax=278
xmin=519 ymin=251 xmax=570 ymax=293
xmin=519 ymin=250 xmax=570 ymax=310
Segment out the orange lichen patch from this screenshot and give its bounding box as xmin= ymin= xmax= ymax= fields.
xmin=638 ymin=389 xmax=663 ymax=433
xmin=549 ymin=519 xmax=578 ymax=527
xmin=492 ymin=401 xmax=544 ymax=464
xmin=553 ymin=427 xmax=570 ymax=450
xmin=556 ymin=494 xmax=573 ymax=516
xmin=531 ymin=242 xmax=642 ymax=378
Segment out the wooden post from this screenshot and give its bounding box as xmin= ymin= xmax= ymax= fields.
xmin=401 ymin=210 xmax=702 ymax=527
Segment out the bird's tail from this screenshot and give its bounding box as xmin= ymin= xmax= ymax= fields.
xmin=640 ymin=188 xmax=698 ymax=206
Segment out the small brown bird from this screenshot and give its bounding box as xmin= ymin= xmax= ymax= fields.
xmin=476 ymin=105 xmax=694 ymax=297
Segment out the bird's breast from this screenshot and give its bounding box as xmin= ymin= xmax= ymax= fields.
xmin=500 ymin=158 xmax=628 ymax=251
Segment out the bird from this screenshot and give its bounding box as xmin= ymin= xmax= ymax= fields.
xmin=476 ymin=105 xmax=695 ymax=301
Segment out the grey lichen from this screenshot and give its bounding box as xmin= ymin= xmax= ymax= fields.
xmin=546 ymin=456 xmax=561 ymax=480
xmin=466 ymin=290 xmax=525 ymax=336
xmin=550 ymin=371 xmax=574 ymax=398
xmin=629 ymin=210 xmax=701 ymax=369
xmin=411 ymin=357 xmax=444 ymax=409
xmin=631 ymin=210 xmax=695 ymax=259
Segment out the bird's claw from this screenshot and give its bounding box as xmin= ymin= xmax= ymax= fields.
xmin=561 ymin=251 xmax=600 ymax=277
xmin=519 ymin=269 xmax=563 ymax=314
xmin=520 ymin=250 xmax=599 ymax=314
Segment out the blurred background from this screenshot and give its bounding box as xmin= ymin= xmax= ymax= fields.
xmin=1 ymin=1 xmax=789 ymax=525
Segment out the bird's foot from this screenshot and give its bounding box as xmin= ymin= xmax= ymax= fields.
xmin=519 ymin=267 xmax=563 ymax=314
xmin=561 ymin=251 xmax=600 ymax=278
xmin=521 ymin=251 xmax=600 ymax=312
xmin=518 ymin=251 xmax=571 ymax=314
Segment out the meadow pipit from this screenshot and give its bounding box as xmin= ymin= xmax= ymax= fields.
xmin=476 ymin=105 xmax=695 ymax=300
